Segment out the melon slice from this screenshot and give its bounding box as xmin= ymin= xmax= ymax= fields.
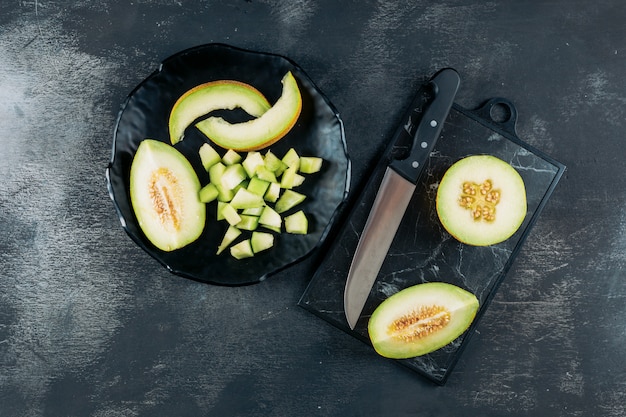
xmin=195 ymin=71 xmax=302 ymax=151
xmin=169 ymin=80 xmax=271 ymax=145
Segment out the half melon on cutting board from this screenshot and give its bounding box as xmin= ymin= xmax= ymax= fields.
xmin=436 ymin=155 xmax=527 ymax=246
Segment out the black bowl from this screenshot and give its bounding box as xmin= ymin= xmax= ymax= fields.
xmin=106 ymin=44 xmax=350 ymax=285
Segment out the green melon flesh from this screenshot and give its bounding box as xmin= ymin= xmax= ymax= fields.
xmin=129 ymin=139 xmax=206 ymax=251
xmin=195 ymin=71 xmax=302 ymax=151
xmin=169 ymin=80 xmax=271 ymax=145
xmin=368 ymin=282 xmax=479 ymax=359
xmin=436 ymin=155 xmax=527 ymax=246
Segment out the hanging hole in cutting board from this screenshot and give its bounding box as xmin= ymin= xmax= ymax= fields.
xmin=489 ymin=102 xmax=512 ymax=123
xmin=474 ymin=97 xmax=518 ymax=137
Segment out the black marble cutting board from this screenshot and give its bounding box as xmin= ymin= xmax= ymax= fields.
xmin=299 ymin=92 xmax=566 ymax=385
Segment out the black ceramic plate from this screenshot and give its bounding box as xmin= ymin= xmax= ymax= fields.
xmin=106 ymin=44 xmax=350 ymax=285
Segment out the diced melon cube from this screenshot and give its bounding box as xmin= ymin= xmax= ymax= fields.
xmin=264 ymin=150 xmax=287 ymax=175
xmin=299 ymin=156 xmax=323 ymax=174
xmin=216 ymin=186 xmax=234 ymax=202
xmin=216 ymin=225 xmax=242 ymax=255
xmin=199 ymin=183 xmax=219 ymax=203
xmin=221 ymin=163 xmax=247 ymax=190
xmin=282 ymin=148 xmax=300 ymax=169
xmin=209 ymin=162 xmax=226 ymax=184
xmin=251 ymin=231 xmax=274 ymax=253
xmin=259 ymin=206 xmax=282 ymax=230
xmin=247 ymin=176 xmax=270 ymax=197
xmin=230 ymin=239 xmax=254 ymax=259
xmin=230 ymin=188 xmax=265 ymax=210
xmin=221 ymin=204 xmax=242 ymax=226
xmin=275 ymin=189 xmax=306 ymax=213
xmin=222 ymin=149 xmax=242 ymax=165
xmin=199 ymin=143 xmax=221 ymax=171
xmin=242 ymin=151 xmax=265 ymax=178
xmin=264 ymin=182 xmax=281 ymax=203
xmin=256 ymin=165 xmax=278 ymax=183
xmin=209 ymin=162 xmax=234 ymax=201
xmin=236 ymin=214 xmax=259 ymax=231
xmin=280 ymin=165 xmax=305 ymax=189
xmin=284 ymin=210 xmax=308 ymax=234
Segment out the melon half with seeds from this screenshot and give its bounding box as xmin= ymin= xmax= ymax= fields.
xmin=436 ymin=155 xmax=527 ymax=246
xmin=368 ymin=282 xmax=479 ymax=358
xmin=129 ymin=139 xmax=206 ymax=251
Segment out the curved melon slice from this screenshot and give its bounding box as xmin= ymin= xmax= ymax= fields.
xmin=368 ymin=282 xmax=479 ymax=359
xmin=169 ymin=80 xmax=271 ymax=145
xmin=130 ymin=139 xmax=206 ymax=251
xmin=196 ymin=71 xmax=302 ymax=151
xmin=436 ymin=155 xmax=527 ymax=246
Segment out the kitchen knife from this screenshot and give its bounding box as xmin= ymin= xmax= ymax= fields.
xmin=343 ymin=68 xmax=460 ymax=330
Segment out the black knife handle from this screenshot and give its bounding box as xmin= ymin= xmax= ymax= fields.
xmin=390 ymin=68 xmax=460 ymax=183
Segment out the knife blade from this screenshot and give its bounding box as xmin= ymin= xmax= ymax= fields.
xmin=343 ymin=68 xmax=460 ymax=330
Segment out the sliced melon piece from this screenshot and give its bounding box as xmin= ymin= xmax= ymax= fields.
xmin=264 ymin=182 xmax=281 ymax=204
xmin=198 ymin=183 xmax=219 ymax=203
xmin=209 ymin=162 xmax=235 ymax=202
xmin=280 ymin=165 xmax=305 ymax=189
xmin=275 ymin=189 xmax=305 ymax=213
xmin=230 ymin=188 xmax=265 ymax=210
xmin=199 ymin=143 xmax=221 ymax=171
xmin=247 ymin=177 xmax=270 ymax=197
xmin=236 ymin=215 xmax=259 ymax=231
xmin=255 ymin=165 xmax=278 ymax=183
xmin=220 ymin=204 xmax=241 ymax=226
xmin=230 ymin=239 xmax=254 ymax=259
xmin=222 ymin=149 xmax=242 ymax=165
xmin=209 ymin=161 xmax=226 ymax=184
xmin=251 ymin=231 xmax=274 ymax=253
xmin=242 ymin=151 xmax=265 ymax=178
xmin=196 ymin=72 xmax=302 ymax=151
xmin=281 ymin=148 xmax=300 ymax=169
xmin=169 ymin=80 xmax=270 ymax=145
xmin=284 ymin=210 xmax=308 ymax=234
xmin=259 ymin=206 xmax=282 ymax=231
xmin=368 ymin=282 xmax=479 ymax=359
xmin=299 ymin=156 xmax=323 ymax=174
xmin=436 ymin=155 xmax=527 ymax=246
xmin=216 ymin=225 xmax=242 ymax=255
xmin=129 ymin=139 xmax=205 ymax=251
xmin=263 ymin=150 xmax=287 ymax=175
xmin=221 ymin=163 xmax=247 ymax=190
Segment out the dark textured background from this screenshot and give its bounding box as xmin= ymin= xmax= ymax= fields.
xmin=1 ymin=1 xmax=625 ymax=416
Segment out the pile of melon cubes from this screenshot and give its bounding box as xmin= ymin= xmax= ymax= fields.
xmin=197 ymin=143 xmax=322 ymax=259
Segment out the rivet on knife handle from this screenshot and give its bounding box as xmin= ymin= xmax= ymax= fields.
xmin=343 ymin=68 xmax=460 ymax=330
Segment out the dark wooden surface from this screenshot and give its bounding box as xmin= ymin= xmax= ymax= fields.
xmin=1 ymin=1 xmax=625 ymax=416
